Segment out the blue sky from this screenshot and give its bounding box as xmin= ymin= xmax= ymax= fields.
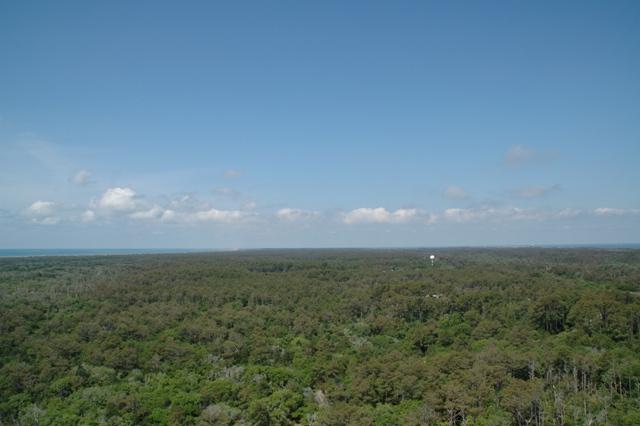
xmin=1 ymin=1 xmax=639 ymax=248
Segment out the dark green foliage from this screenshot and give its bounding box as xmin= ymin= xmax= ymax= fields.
xmin=1 ymin=248 xmax=640 ymax=425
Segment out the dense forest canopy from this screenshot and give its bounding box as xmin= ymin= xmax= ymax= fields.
xmin=1 ymin=248 xmax=640 ymax=425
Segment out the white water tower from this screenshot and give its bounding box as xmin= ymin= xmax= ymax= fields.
xmin=429 ymin=254 xmax=435 ymax=266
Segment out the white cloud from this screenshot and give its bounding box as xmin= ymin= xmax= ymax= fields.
xmin=27 ymin=200 xmax=55 ymax=216
xmin=72 ymin=169 xmax=92 ymax=185
xmin=443 ymin=207 xmax=544 ymax=223
xmin=594 ymin=207 xmax=640 ymax=217
xmin=81 ymin=209 xmax=96 ymax=223
xmin=444 ymin=185 xmax=469 ymax=200
xmin=244 ymin=200 xmax=257 ymax=210
xmin=277 ymin=208 xmax=319 ymax=222
xmin=553 ymin=208 xmax=582 ymax=219
xmin=32 ymin=217 xmax=60 ymax=225
xmin=508 ymin=208 xmax=546 ymax=221
xmin=425 ymin=213 xmax=438 ymax=225
xmin=342 ymin=207 xmax=418 ymax=224
xmin=130 ymin=206 xmax=164 ymax=220
xmin=442 ymin=206 xmax=591 ymax=223
xmin=160 ymin=209 xmax=178 ymax=222
xmin=97 ymin=187 xmax=137 ymax=211
xmin=192 ymin=208 xmax=248 ymax=223
xmin=159 ymin=208 xmax=250 ymax=224
xmin=25 ymin=202 xmax=60 ymax=225
xmin=443 ymin=208 xmax=482 ymax=223
xmin=24 ymin=200 xmax=71 ymax=225
xmin=168 ymin=194 xmax=202 ymax=209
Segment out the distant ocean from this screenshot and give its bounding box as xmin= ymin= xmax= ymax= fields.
xmin=0 ymin=248 xmax=214 ymax=258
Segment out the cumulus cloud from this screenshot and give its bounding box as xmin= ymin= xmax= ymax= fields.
xmin=443 ymin=208 xmax=481 ymax=223
xmin=77 ymin=185 xmax=255 ymax=225
xmin=168 ymin=194 xmax=203 ymax=209
xmin=424 ymin=213 xmax=438 ymax=225
xmin=27 ymin=200 xmax=55 ymax=216
xmin=594 ymin=207 xmax=640 ymax=217
xmin=81 ymin=210 xmax=96 ymax=223
xmin=130 ymin=206 xmax=164 ymax=220
xmin=342 ymin=208 xmax=418 ymax=224
xmin=97 ymin=187 xmax=137 ymax=211
xmin=192 ymin=208 xmax=248 ymax=223
xmin=554 ymin=208 xmax=582 ymax=219
xmin=511 ymin=184 xmax=561 ymax=198
xmin=277 ymin=208 xmax=320 ymax=222
xmin=442 ymin=206 xmax=590 ymax=223
xmin=444 ymin=185 xmax=469 ymax=200
xmin=25 ymin=200 xmax=60 ymax=224
xmin=72 ymin=169 xmax=92 ymax=185
xmin=443 ymin=207 xmax=544 ymax=223
xmin=31 ymin=217 xmax=60 ymax=225
xmin=159 ymin=208 xmax=250 ymax=224
xmin=160 ymin=209 xmax=178 ymax=222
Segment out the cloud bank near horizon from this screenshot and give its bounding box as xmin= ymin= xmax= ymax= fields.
xmin=2 ymin=138 xmax=639 ymax=247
